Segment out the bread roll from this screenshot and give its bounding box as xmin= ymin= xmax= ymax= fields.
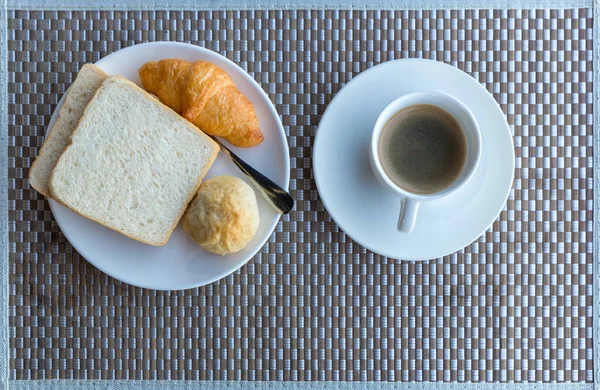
xmin=183 ymin=176 xmax=260 ymax=255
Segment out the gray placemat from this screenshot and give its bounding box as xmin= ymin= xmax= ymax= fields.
xmin=6 ymin=8 xmax=594 ymax=382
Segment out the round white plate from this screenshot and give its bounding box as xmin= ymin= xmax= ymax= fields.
xmin=313 ymin=59 xmax=514 ymax=260
xmin=47 ymin=42 xmax=290 ymax=290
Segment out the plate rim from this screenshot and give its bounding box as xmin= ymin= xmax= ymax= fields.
xmin=312 ymin=58 xmax=515 ymax=261
xmin=47 ymin=42 xmax=290 ymax=290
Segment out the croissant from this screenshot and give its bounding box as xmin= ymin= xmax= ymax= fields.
xmin=139 ymin=59 xmax=263 ymax=147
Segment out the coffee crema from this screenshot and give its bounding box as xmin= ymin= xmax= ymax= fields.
xmin=377 ymin=104 xmax=466 ymax=195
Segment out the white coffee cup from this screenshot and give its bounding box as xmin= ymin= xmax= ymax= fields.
xmin=369 ymin=91 xmax=482 ymax=233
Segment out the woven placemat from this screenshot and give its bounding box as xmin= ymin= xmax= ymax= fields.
xmin=7 ymin=8 xmax=594 ymax=382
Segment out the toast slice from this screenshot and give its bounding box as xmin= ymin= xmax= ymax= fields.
xmin=29 ymin=64 xmax=108 ymax=198
xmin=49 ymin=76 xmax=220 ymax=246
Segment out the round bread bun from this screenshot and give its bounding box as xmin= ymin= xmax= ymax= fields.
xmin=183 ymin=176 xmax=260 ymax=255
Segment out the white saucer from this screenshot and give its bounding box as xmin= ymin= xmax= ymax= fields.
xmin=47 ymin=42 xmax=290 ymax=290
xmin=313 ymin=59 xmax=514 ymax=260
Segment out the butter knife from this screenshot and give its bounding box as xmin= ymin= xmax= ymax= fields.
xmin=211 ymin=137 xmax=295 ymax=215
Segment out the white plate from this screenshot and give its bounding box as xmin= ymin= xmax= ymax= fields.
xmin=313 ymin=59 xmax=514 ymax=260
xmin=47 ymin=42 xmax=290 ymax=290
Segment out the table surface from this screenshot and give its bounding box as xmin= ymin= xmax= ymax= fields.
xmin=5 ymin=6 xmax=596 ymax=384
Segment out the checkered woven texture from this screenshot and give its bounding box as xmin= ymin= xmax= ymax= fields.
xmin=6 ymin=8 xmax=594 ymax=382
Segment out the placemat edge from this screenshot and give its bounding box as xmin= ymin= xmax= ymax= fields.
xmin=593 ymin=0 xmax=600 ymax=388
xmin=6 ymin=380 xmax=596 ymax=389
xmin=4 ymin=3 xmax=597 ymax=386
xmin=0 ymin=0 xmax=9 ymax=388
xmin=4 ymin=0 xmax=595 ymax=10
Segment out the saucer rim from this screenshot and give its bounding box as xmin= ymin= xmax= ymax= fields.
xmin=313 ymin=58 xmax=515 ymax=261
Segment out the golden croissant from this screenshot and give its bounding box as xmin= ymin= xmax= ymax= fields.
xmin=139 ymin=59 xmax=263 ymax=147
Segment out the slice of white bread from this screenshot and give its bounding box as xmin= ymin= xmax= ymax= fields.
xmin=29 ymin=64 xmax=108 ymax=198
xmin=49 ymin=76 xmax=220 ymax=246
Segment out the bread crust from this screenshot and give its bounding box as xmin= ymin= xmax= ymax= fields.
xmin=29 ymin=64 xmax=108 ymax=198
xmin=49 ymin=76 xmax=220 ymax=246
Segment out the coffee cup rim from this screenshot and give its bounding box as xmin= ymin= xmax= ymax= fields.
xmin=370 ymin=90 xmax=482 ymax=201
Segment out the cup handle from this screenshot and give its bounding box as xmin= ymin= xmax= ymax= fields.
xmin=397 ymin=198 xmax=420 ymax=233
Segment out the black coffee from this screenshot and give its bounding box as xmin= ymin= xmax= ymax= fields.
xmin=378 ymin=104 xmax=466 ymax=194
